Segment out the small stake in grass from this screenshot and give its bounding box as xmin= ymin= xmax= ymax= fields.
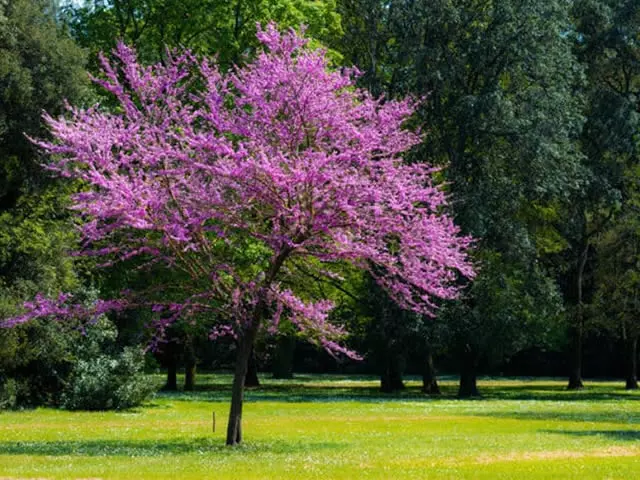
xmin=213 ymin=411 xmax=216 ymax=433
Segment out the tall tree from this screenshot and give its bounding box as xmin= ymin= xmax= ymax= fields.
xmin=0 ymin=0 xmax=89 ymax=406
xmin=566 ymin=0 xmax=640 ymax=388
xmin=5 ymin=26 xmax=473 ymax=445
xmin=339 ymin=0 xmax=585 ymax=396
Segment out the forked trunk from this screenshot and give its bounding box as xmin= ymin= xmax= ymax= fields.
xmin=625 ymin=335 xmax=638 ymax=390
xmin=458 ymin=344 xmax=479 ymax=398
xmin=422 ymin=349 xmax=441 ymax=395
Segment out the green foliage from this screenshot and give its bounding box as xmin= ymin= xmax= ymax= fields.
xmin=62 ymin=348 xmax=155 ymax=411
xmin=0 ymin=0 xmax=88 ymax=206
xmin=339 ymin=0 xmax=585 ymax=371
xmin=64 ymin=0 xmax=343 ymax=68
xmin=59 ymin=316 xmax=155 ymax=411
xmin=0 ymin=309 xmax=155 ymax=410
xmin=0 ymin=319 xmax=76 ymax=408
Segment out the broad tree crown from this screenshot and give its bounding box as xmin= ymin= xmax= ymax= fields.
xmin=4 ymin=24 xmax=474 ymax=357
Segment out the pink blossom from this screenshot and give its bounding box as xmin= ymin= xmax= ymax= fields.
xmin=3 ymin=24 xmax=474 ymax=359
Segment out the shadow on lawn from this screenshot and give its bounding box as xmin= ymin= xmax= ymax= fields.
xmin=473 ymin=409 xmax=640 ymax=424
xmin=155 ymin=378 xmax=640 ymax=404
xmin=542 ymin=429 xmax=640 ymax=441
xmin=0 ymin=438 xmax=345 ymax=457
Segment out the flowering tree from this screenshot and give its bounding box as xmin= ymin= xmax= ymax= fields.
xmin=3 ymin=24 xmax=473 ymax=445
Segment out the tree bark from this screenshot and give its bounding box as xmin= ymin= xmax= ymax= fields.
xmin=226 ymin=248 xmax=290 ymax=445
xmin=162 ymin=338 xmax=178 ymax=391
xmin=226 ymin=321 xmax=259 ymax=446
xmin=567 ymin=323 xmax=584 ymax=390
xmin=272 ymin=334 xmax=296 ymax=379
xmin=380 ymin=353 xmax=405 ymax=393
xmin=184 ymin=341 xmax=197 ymax=391
xmin=164 ymin=362 xmax=178 ymax=391
xmin=244 ymin=346 xmax=260 ymax=387
xmin=458 ymin=344 xmax=480 ymax=398
xmin=625 ymin=335 xmax=638 ymax=390
xmin=184 ymin=361 xmax=196 ymax=391
xmin=568 ymin=240 xmax=589 ymax=390
xmin=422 ymin=349 xmax=441 ymax=395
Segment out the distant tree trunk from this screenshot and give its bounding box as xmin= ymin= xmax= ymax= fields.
xmin=184 ymin=344 xmax=197 ymax=391
xmin=567 ymin=323 xmax=584 ymax=390
xmin=568 ymin=240 xmax=589 ymax=390
xmin=165 ymin=361 xmax=178 ymax=391
xmin=458 ymin=344 xmax=480 ymax=398
xmin=162 ymin=338 xmax=178 ymax=391
xmin=226 ymin=320 xmax=260 ymax=446
xmin=422 ymin=349 xmax=441 ymax=395
xmin=244 ymin=346 xmax=260 ymax=387
xmin=272 ymin=334 xmax=296 ymax=379
xmin=380 ymin=352 xmax=405 ymax=393
xmin=625 ymin=335 xmax=638 ymax=390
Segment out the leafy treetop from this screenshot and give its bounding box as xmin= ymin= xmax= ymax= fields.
xmin=4 ymin=24 xmax=474 ymax=359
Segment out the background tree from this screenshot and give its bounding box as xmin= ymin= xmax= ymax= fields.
xmin=564 ymin=0 xmax=639 ymax=388
xmin=0 ymin=0 xmax=90 ymax=406
xmin=63 ymin=0 xmax=343 ymax=67
xmin=339 ymin=0 xmax=584 ymax=396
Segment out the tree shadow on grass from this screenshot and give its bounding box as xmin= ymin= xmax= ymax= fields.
xmin=158 ymin=383 xmax=461 ymax=403
xmin=472 ymin=409 xmax=640 ymax=425
xmin=477 ymin=384 xmax=640 ymax=403
xmin=542 ymin=429 xmax=640 ymax=441
xmin=154 ymin=379 xmax=639 ymax=404
xmin=0 ymin=438 xmax=346 ymax=457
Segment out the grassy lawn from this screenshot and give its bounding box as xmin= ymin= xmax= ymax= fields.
xmin=0 ymin=375 xmax=639 ymax=479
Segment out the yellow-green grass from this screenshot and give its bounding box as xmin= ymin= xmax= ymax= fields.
xmin=0 ymin=375 xmax=639 ymax=479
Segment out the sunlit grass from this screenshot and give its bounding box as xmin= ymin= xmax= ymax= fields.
xmin=0 ymin=375 xmax=639 ymax=479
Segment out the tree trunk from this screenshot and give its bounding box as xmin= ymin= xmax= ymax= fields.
xmin=226 ymin=323 xmax=259 ymax=446
xmin=184 ymin=361 xmax=196 ymax=391
xmin=625 ymin=335 xmax=638 ymax=390
xmin=162 ymin=338 xmax=178 ymax=391
xmin=380 ymin=353 xmax=405 ymax=393
xmin=165 ymin=362 xmax=178 ymax=391
xmin=458 ymin=344 xmax=479 ymax=398
xmin=272 ymin=334 xmax=296 ymax=379
xmin=244 ymin=346 xmax=260 ymax=387
xmin=184 ymin=341 xmax=197 ymax=391
xmin=226 ymin=248 xmax=289 ymax=445
xmin=567 ymin=323 xmax=584 ymax=390
xmin=568 ymin=239 xmax=589 ymax=390
xmin=422 ymin=349 xmax=441 ymax=395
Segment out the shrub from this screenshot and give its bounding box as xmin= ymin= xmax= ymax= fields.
xmin=61 ymin=346 xmax=156 ymax=410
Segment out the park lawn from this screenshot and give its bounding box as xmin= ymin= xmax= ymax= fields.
xmin=0 ymin=375 xmax=638 ymax=479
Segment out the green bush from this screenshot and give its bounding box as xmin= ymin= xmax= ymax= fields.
xmin=61 ymin=346 xmax=156 ymax=410
xmin=0 ymin=315 xmax=156 ymax=411
xmin=0 ymin=377 xmax=17 ymax=409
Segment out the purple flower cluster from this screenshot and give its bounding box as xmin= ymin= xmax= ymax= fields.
xmin=4 ymin=24 xmax=474 ymax=358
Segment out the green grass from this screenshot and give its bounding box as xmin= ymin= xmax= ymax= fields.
xmin=0 ymin=375 xmax=639 ymax=479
